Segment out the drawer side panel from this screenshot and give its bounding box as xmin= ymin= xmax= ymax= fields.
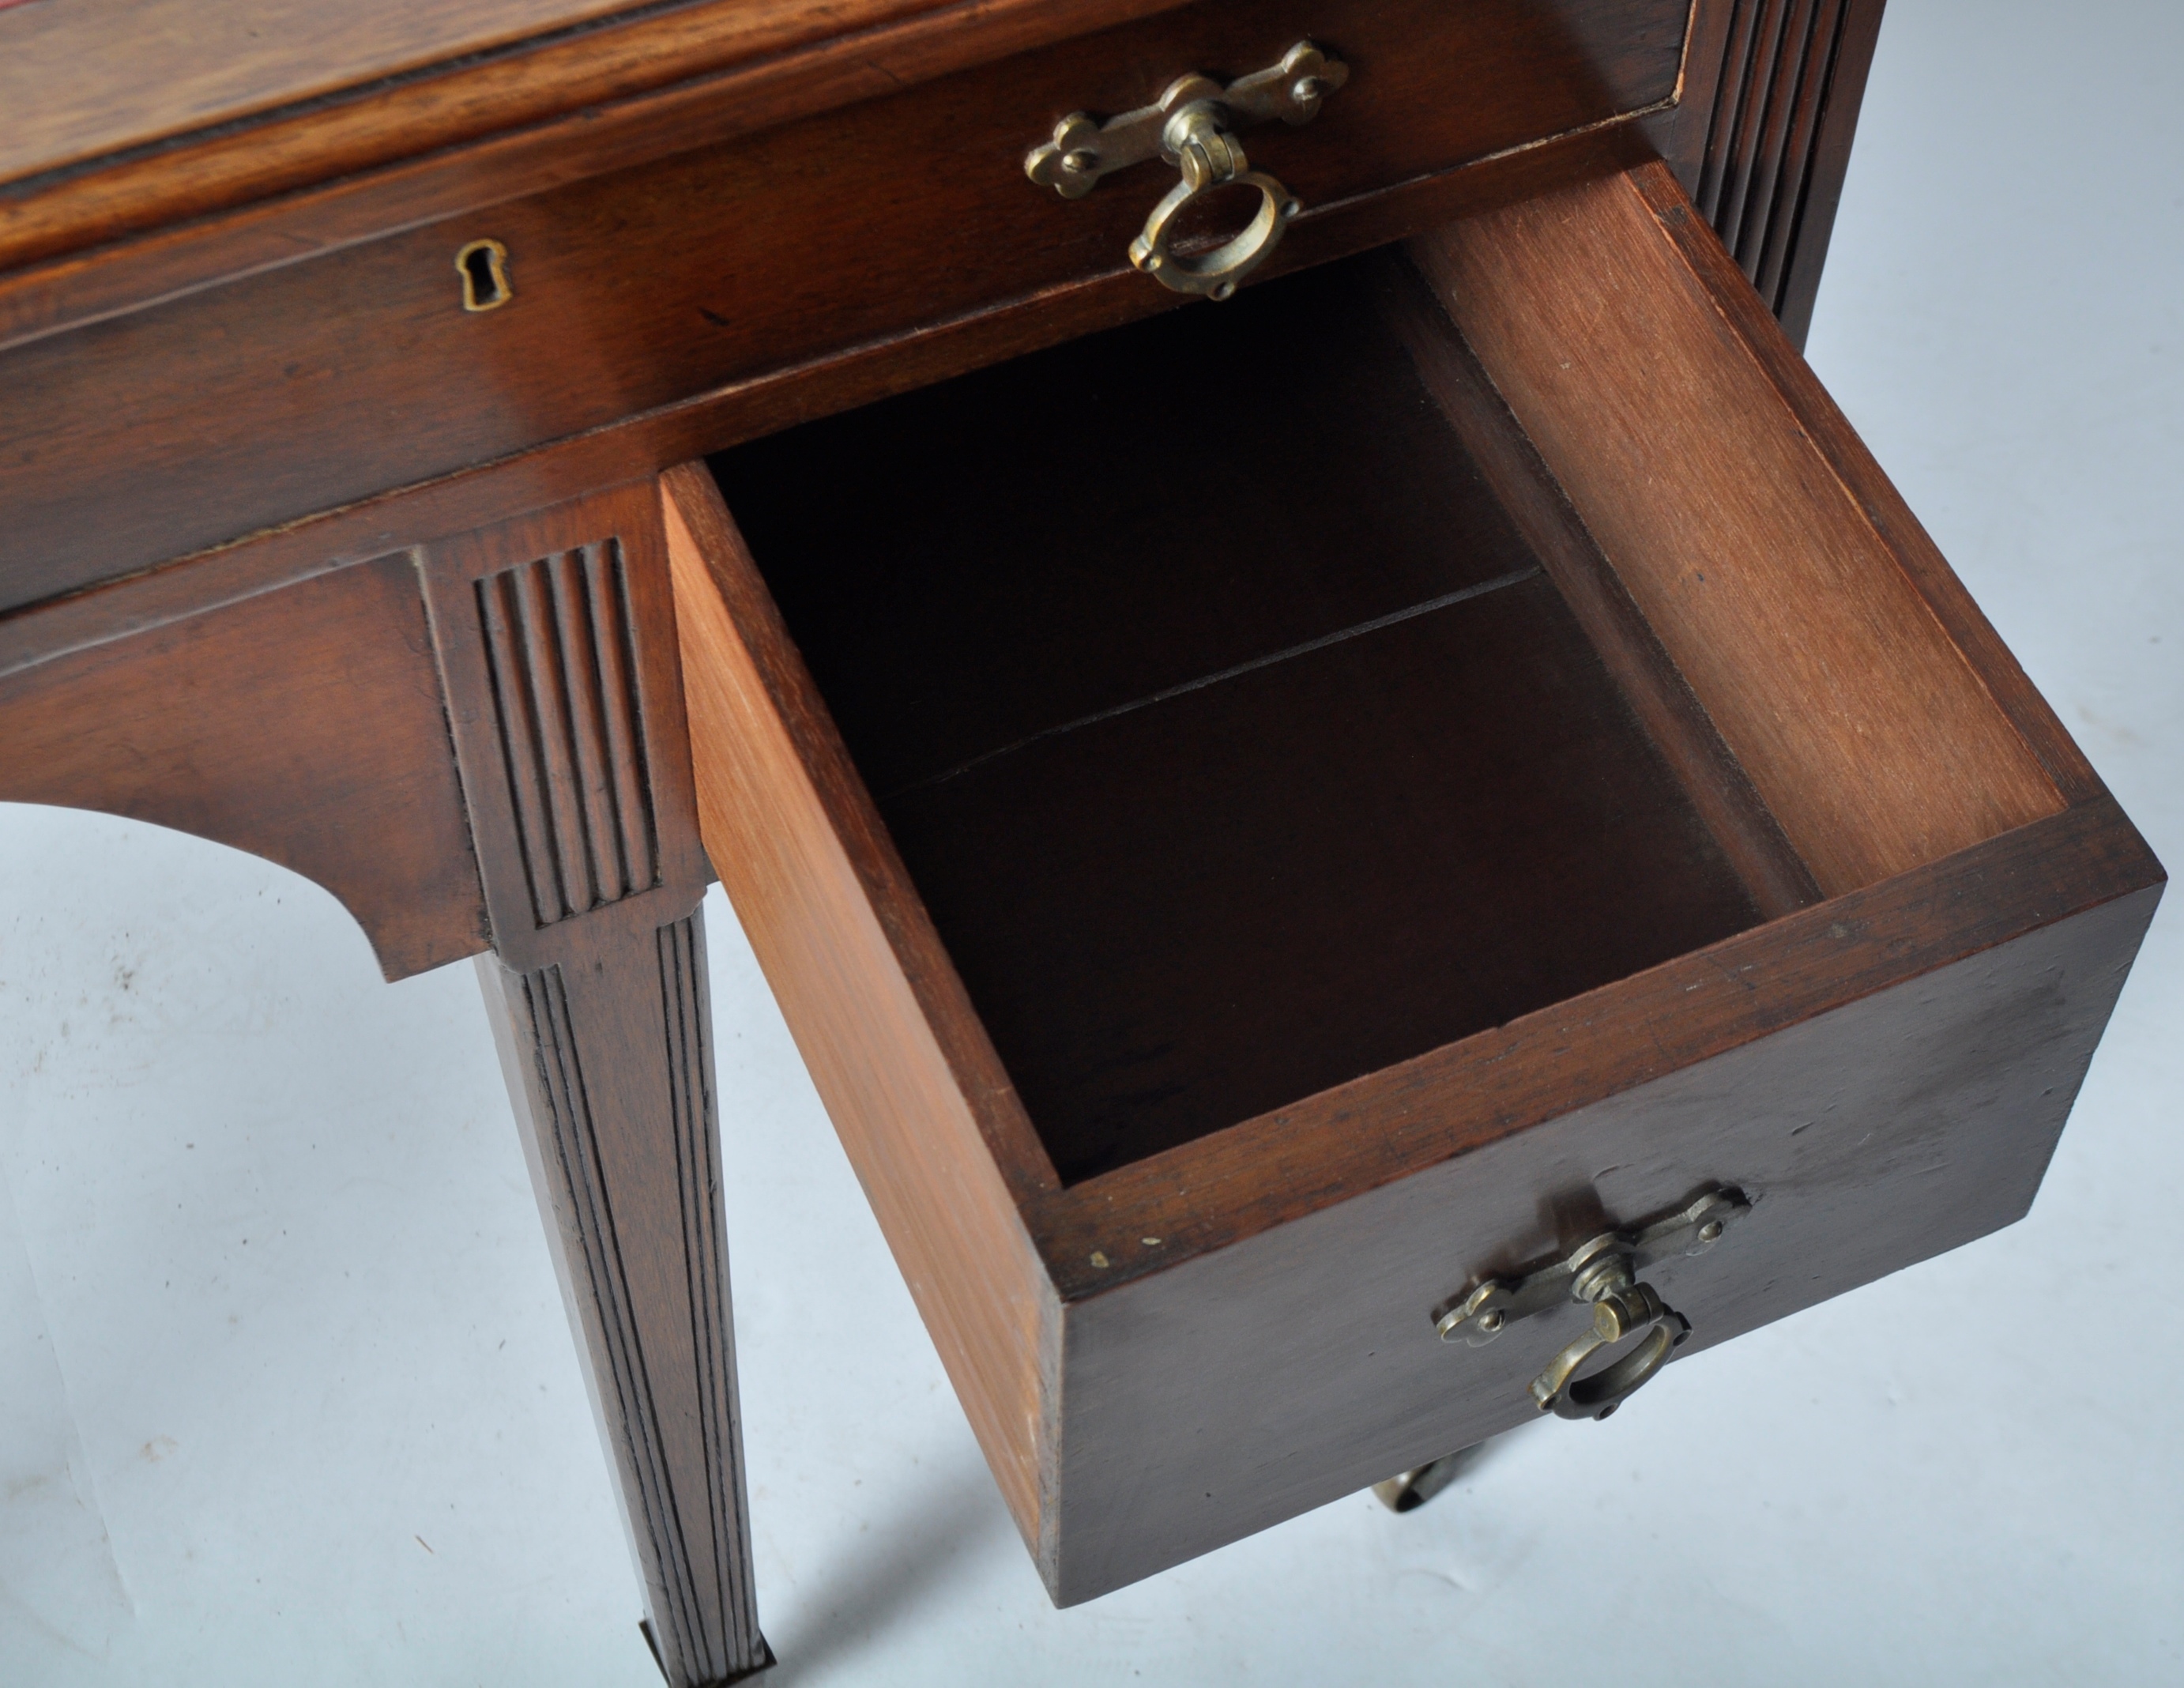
xmin=662 ymin=464 xmax=1062 ymax=1550
xmin=1411 ymin=163 xmax=2063 ymax=894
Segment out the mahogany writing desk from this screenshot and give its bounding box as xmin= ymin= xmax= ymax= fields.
xmin=1 ymin=3 xmax=2160 ymax=1681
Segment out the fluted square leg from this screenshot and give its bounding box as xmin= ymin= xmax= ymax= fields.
xmin=480 ymin=907 xmax=770 ymax=1686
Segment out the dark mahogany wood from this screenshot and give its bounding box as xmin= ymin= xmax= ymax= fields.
xmin=0 ymin=0 xmax=2068 ymax=1656
xmin=0 ymin=0 xmax=1886 ymax=365
xmin=0 ymin=0 xmax=1690 ymax=608
xmin=0 ymin=0 xmax=1894 ymax=626
xmin=1618 ymin=156 xmax=2103 ymax=811
xmin=664 ymin=460 xmax=1062 ymax=1553
xmin=480 ymin=910 xmax=770 ymax=1688
xmin=0 ymin=0 xmax=1188 ymax=337
xmin=0 ymin=550 xmax=487 ymax=979
xmin=1041 ymin=858 xmax=2160 ymax=1596
xmin=2 ymin=0 xmax=902 ymax=192
xmin=1366 ymin=246 xmax=1822 ymax=918
xmin=1412 ymin=164 xmax=2063 ymax=895
xmin=667 ymin=162 xmax=2163 ymax=1605
xmin=714 ymin=265 xmax=1763 ymax=1179
xmin=879 ymin=571 xmax=1759 ymax=1183
xmin=417 ymin=484 xmax=709 ymax=970
xmin=1025 ymin=793 xmax=2162 ymax=1294
xmin=0 ymin=125 xmax=1645 ymax=664
xmin=1647 ymin=0 xmax=1887 ymax=347
xmin=422 ymin=484 xmax=770 ymax=1686
xmin=0 ymin=473 xmax=770 ymax=1679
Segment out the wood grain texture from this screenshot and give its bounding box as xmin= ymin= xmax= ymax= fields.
xmin=657 ymin=183 xmax=2161 ymax=1600
xmin=0 ymin=0 xmax=1189 ymax=350
xmin=0 ymin=0 xmax=1175 ymax=284
xmin=1 ymin=0 xmax=673 ymax=183
xmin=1696 ymin=0 xmax=1851 ymax=300
xmin=1408 ymin=163 xmax=2062 ymax=895
xmin=1622 ymin=157 xmax=2105 ymax=808
xmin=1367 ymin=246 xmax=1821 ymax=917
xmin=1026 ymin=793 xmax=2163 ymax=1298
xmin=474 ymin=541 xmax=660 ymax=923
xmin=673 ymin=420 xmax=2161 ymax=1598
xmin=421 ymin=484 xmax=706 ymax=972
xmin=875 ymin=574 xmax=1760 ymax=1181
xmin=1043 ymin=870 xmax=2160 ymax=1600
xmin=662 ymin=462 xmax=1063 ymax=1556
xmin=715 ymin=265 xmax=1761 ymax=1178
xmin=480 ymin=908 xmax=770 ymax=1687
xmin=0 ymin=126 xmax=1642 ymax=644
xmin=1698 ymin=0 xmax=1885 ymax=344
xmin=0 ymin=550 xmax=485 ymax=979
xmin=0 ymin=0 xmax=1690 ymax=606
xmin=447 ymin=484 xmax=770 ymax=1682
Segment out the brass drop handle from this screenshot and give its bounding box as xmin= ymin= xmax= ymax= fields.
xmin=1433 ymin=1189 xmax=1749 ymax=1422
xmin=1126 ymin=103 xmax=1298 ymax=300
xmin=1024 ymin=41 xmax=1347 ymax=300
xmin=1523 ymin=1242 xmax=1690 ymax=1420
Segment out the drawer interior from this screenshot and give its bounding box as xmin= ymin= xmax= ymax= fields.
xmin=671 ymin=160 xmax=2096 ymax=1606
xmin=708 ymin=261 xmax=1773 ymax=1181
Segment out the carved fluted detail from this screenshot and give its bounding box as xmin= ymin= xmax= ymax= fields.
xmin=442 ymin=486 xmax=766 ymax=1686
xmin=486 ymin=913 xmax=770 ymax=1687
xmin=476 ymin=538 xmax=662 ymax=926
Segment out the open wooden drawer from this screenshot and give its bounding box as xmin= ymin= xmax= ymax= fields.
xmin=661 ymin=157 xmax=2162 ymax=1605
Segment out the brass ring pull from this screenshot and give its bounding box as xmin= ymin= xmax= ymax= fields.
xmin=1024 ymin=41 xmax=1346 ymax=303
xmin=1527 ymin=1263 xmax=1692 ymax=1422
xmin=1127 ymin=103 xmax=1300 ymax=300
xmin=1432 ymin=1189 xmax=1748 ymax=1426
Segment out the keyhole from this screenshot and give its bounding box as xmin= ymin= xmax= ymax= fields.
xmin=456 ymin=239 xmax=512 ymax=312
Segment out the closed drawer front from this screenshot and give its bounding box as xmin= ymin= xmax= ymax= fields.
xmin=663 ymin=155 xmax=2160 ymax=1603
xmin=0 ymin=0 xmax=1688 ymax=610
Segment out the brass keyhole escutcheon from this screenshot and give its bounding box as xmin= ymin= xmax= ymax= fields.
xmin=1024 ymin=40 xmax=1346 ymax=300
xmin=456 ymin=239 xmax=513 ymax=312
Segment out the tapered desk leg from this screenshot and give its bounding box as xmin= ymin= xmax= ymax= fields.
xmin=480 ymin=906 xmax=772 ymax=1686
xmin=423 ymin=485 xmax=773 ymax=1684
xmin=0 ymin=473 xmax=773 ymax=1672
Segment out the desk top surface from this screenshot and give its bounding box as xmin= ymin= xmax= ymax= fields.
xmin=0 ymin=0 xmax=1005 ymax=194
xmin=2 ymin=0 xmax=668 ymax=186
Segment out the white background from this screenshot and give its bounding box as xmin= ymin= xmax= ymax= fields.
xmin=3 ymin=2 xmax=2178 ymax=1681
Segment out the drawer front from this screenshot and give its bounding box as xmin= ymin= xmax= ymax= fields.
xmin=663 ymin=156 xmax=2156 ymax=1603
xmin=0 ymin=0 xmax=1688 ymax=611
xmin=1049 ymin=886 xmax=2152 ymax=1597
